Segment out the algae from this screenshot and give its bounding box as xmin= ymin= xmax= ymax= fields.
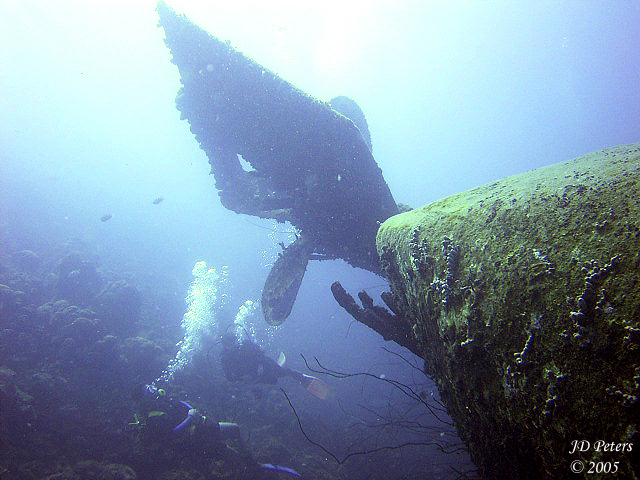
xmin=377 ymin=144 xmax=640 ymax=479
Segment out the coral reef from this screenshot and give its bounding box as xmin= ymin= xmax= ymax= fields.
xmin=330 ymin=281 xmax=420 ymax=356
xmin=1 ymin=237 xmax=468 ymax=479
xmin=0 ymin=256 xmax=253 ymax=480
xmin=38 ymin=461 xmax=137 ymax=480
xmin=92 ymin=280 xmax=142 ymax=334
xmin=54 ymin=253 xmax=102 ymax=304
xmin=375 ymin=144 xmax=640 ymax=479
xmin=0 ymin=248 xmax=166 ymax=479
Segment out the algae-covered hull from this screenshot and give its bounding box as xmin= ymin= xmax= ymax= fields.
xmin=156 ymin=1 xmax=399 ymax=325
xmin=156 ymin=2 xmax=398 ymax=274
xmin=376 ymin=144 xmax=640 ymax=479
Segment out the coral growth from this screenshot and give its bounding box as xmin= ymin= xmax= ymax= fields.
xmin=376 ymin=144 xmax=640 ymax=479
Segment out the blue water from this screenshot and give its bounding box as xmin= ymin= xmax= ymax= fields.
xmin=1 ymin=1 xmax=638 ymax=479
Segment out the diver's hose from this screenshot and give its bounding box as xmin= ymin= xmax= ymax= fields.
xmin=173 ymin=400 xmax=196 ymax=432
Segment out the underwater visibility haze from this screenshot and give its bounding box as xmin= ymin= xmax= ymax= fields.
xmin=1 ymin=1 xmax=639 ymax=479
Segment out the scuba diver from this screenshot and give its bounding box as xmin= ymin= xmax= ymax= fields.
xmin=221 ymin=329 xmax=329 ymax=400
xmin=131 ymin=384 xmax=301 ymax=478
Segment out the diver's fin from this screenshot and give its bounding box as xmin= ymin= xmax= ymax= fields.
xmin=300 ymin=374 xmax=330 ymax=400
xmin=218 ymin=422 xmax=241 ymax=440
xmin=276 ymin=351 xmax=286 ymax=367
xmin=260 ymin=463 xmax=301 ymax=477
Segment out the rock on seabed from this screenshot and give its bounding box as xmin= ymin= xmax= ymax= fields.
xmin=377 ymin=144 xmax=640 ymax=479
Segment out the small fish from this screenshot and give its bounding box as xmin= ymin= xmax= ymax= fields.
xmin=152 ymin=197 xmax=164 ymax=204
xmin=100 ymin=214 xmax=112 ymax=222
